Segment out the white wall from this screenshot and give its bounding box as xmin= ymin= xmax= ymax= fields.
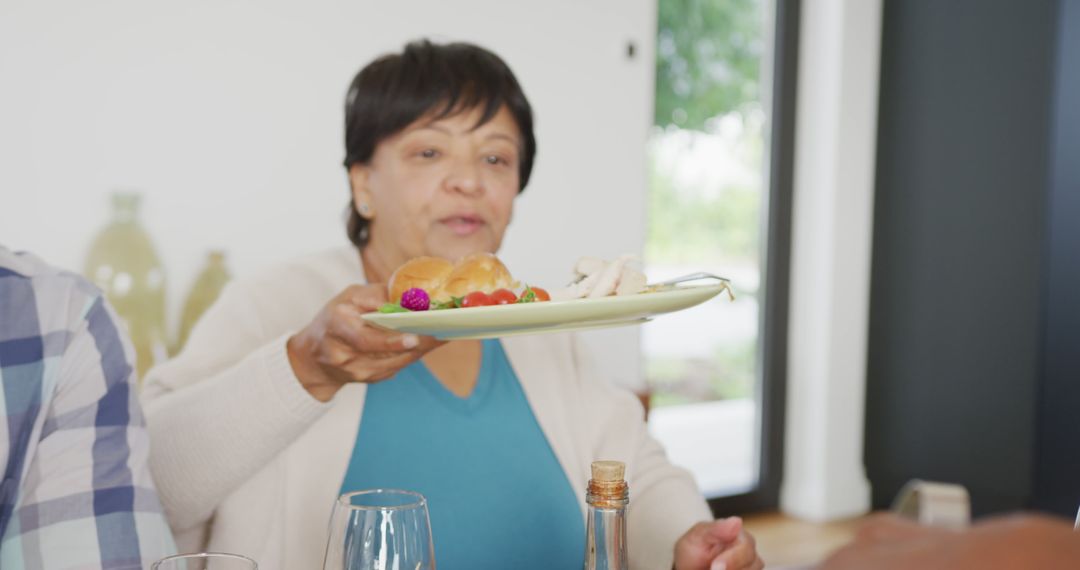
xmin=0 ymin=0 xmax=655 ymax=387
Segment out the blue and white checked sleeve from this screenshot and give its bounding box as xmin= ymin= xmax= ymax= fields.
xmin=1 ymin=258 xmax=175 ymax=569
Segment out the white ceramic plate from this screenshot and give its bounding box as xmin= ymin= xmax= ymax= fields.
xmin=361 ymin=284 xmax=730 ymax=340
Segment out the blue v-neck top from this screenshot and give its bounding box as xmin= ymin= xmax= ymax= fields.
xmin=339 ymin=339 xmax=585 ymax=569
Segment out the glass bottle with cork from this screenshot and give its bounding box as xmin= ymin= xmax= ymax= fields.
xmin=584 ymin=460 xmax=629 ymax=570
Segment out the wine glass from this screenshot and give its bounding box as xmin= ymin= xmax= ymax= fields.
xmin=152 ymin=552 xmax=258 ymax=570
xmin=323 ymin=489 xmax=435 ymax=570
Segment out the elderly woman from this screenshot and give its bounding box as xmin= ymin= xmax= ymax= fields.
xmin=143 ymin=40 xmax=762 ymax=570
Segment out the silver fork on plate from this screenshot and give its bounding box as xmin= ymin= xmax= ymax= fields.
xmin=647 ymin=272 xmax=735 ymax=300
xmin=649 ymin=272 xmax=731 ymax=288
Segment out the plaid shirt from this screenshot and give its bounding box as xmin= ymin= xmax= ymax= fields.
xmin=0 ymin=247 xmax=174 ymax=569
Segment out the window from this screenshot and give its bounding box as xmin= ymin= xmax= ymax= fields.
xmin=645 ymin=0 xmax=798 ymax=510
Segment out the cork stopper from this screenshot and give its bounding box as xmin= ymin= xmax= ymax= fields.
xmin=591 ymin=460 xmax=626 ymax=483
xmin=587 ymin=460 xmax=629 ymax=508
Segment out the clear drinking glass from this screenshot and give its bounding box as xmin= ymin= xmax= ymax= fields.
xmin=323 ymin=489 xmax=435 ymax=570
xmin=152 ymin=552 xmax=258 ymax=570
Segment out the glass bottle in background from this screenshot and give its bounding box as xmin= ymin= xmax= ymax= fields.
xmin=173 ymin=250 xmax=230 ymax=355
xmin=583 ymin=460 xmax=629 ymax=570
xmin=84 ymin=191 xmax=168 ymax=384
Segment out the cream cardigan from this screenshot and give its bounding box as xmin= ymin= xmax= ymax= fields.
xmin=142 ymin=246 xmax=711 ymax=569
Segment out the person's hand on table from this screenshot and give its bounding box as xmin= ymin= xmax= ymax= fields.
xmin=287 ymin=283 xmax=443 ymax=401
xmin=674 ymin=517 xmax=764 ymax=570
xmin=821 ymin=512 xmax=1080 ymax=570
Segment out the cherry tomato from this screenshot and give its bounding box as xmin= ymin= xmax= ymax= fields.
xmin=461 ymin=291 xmax=493 ymax=308
xmin=531 ymin=287 xmax=551 ymax=302
xmin=490 ymin=288 xmax=517 ymax=305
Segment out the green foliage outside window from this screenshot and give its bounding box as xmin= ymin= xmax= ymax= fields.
xmin=647 ymin=0 xmax=765 ymax=404
xmin=649 ymin=0 xmax=765 ymax=266
xmin=654 ymin=0 xmax=764 ymax=131
xmin=646 ymin=147 xmax=761 ymax=264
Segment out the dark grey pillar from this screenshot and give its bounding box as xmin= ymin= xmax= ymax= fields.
xmin=866 ymin=0 xmax=1059 ymax=516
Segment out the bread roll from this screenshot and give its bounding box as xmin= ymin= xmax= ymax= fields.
xmin=436 ymin=252 xmax=517 ymax=299
xmin=387 ymin=256 xmax=453 ymax=303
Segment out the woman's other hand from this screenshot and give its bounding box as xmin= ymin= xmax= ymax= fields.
xmin=674 ymin=517 xmax=764 ymax=570
xmin=287 ymin=284 xmax=442 ymax=401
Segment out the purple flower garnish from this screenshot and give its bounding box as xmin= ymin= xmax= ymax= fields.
xmin=400 ymin=287 xmax=430 ymax=311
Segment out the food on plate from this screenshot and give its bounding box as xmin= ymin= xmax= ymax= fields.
xmin=461 ymin=291 xmax=494 ymax=308
xmin=377 ymin=253 xmax=727 ymax=315
xmin=527 ymin=287 xmax=550 ymax=302
xmin=380 ymin=253 xmax=542 ymax=312
xmin=552 ymin=255 xmax=648 ymax=301
xmin=388 ymin=256 xmax=453 ymax=304
xmin=399 ymin=287 xmax=431 ymax=311
xmin=436 ymin=252 xmax=517 ymax=300
xmin=378 ymin=253 xmax=694 ymax=314
xmin=387 ymin=252 xmax=516 ymax=304
xmin=490 ymin=288 xmax=518 ymax=305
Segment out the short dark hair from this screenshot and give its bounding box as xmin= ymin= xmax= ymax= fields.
xmin=343 ymin=39 xmax=537 ymax=247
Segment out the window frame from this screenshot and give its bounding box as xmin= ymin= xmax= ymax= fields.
xmin=703 ymin=0 xmax=800 ymax=516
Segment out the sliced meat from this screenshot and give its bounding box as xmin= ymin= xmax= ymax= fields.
xmin=574 ymin=256 xmax=607 ymax=278
xmin=588 ymin=257 xmax=629 ymax=298
xmin=552 ymin=268 xmax=606 ymax=300
xmin=616 ymin=266 xmax=647 ymax=295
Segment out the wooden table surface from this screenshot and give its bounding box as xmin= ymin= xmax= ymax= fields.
xmin=742 ymin=511 xmax=866 ymax=568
